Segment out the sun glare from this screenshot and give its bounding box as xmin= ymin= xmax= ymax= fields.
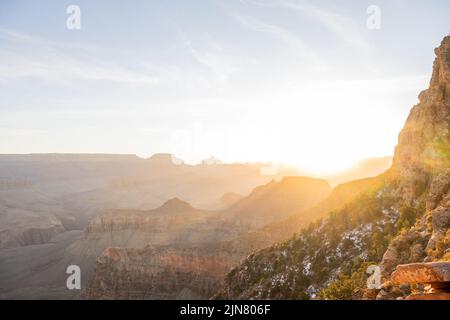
xmin=229 ymin=78 xmax=399 ymax=176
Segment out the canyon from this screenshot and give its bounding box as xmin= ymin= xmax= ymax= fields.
xmin=1 ymin=35 xmax=447 ymax=301
xmin=83 ymin=176 xmax=332 ymax=299
xmin=0 ymin=174 xmax=333 ymax=299
xmin=215 ymin=36 xmax=450 ymax=300
xmin=0 ymin=153 xmax=295 ymax=250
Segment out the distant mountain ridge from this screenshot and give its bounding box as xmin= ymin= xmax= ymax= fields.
xmin=228 ymin=176 xmax=331 ymax=228
xmin=0 ymin=153 xmax=290 ymax=250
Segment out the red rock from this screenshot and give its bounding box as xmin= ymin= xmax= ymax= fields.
xmin=406 ymin=292 xmax=450 ymax=300
xmin=391 ymin=262 xmax=450 ymax=285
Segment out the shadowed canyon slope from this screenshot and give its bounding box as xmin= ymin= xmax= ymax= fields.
xmin=0 ymin=175 xmax=332 ymax=299
xmin=82 ymin=176 xmax=332 ymax=299
xmin=215 ymin=36 xmax=450 ymax=300
xmin=228 ymin=177 xmax=331 ymax=228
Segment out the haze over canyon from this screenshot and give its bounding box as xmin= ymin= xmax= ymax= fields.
xmin=0 ymin=1 xmax=449 ymax=301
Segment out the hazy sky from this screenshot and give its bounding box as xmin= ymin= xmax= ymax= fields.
xmin=1 ymin=0 xmax=449 ymax=173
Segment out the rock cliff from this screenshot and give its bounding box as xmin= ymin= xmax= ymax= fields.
xmin=390 ymin=262 xmax=450 ymax=300
xmin=215 ymin=36 xmax=450 ymax=300
xmin=82 ymin=177 xmax=332 ymax=299
xmin=84 ymin=245 xmax=236 ymax=299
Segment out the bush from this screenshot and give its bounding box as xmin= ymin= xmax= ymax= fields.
xmin=397 ymin=204 xmax=419 ymax=230
xmin=317 ymin=262 xmax=375 ymax=300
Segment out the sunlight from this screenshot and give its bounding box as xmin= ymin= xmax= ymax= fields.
xmin=223 ymin=77 xmax=404 ymax=176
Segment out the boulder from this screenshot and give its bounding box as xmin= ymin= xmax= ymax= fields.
xmin=391 ymin=262 xmax=450 ymax=285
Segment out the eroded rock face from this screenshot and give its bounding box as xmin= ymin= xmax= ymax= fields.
xmin=427 ymin=191 xmax=450 ymax=260
xmin=426 ymin=170 xmax=450 ymax=211
xmin=389 ymin=262 xmax=450 ymax=300
xmin=83 ymin=198 xmax=235 ymax=246
xmin=392 ymin=37 xmax=449 ymax=203
xmin=391 ymin=262 xmax=450 ymax=284
xmin=82 ymin=176 xmax=334 ymax=300
xmin=374 ymin=38 xmax=450 ymax=300
xmin=0 ymin=215 xmax=65 ymax=249
xmin=84 ymin=245 xmax=239 ymax=299
xmin=379 ymin=37 xmax=450 ymax=278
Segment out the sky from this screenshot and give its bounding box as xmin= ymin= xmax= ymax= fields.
xmin=0 ymin=0 xmax=449 ymax=174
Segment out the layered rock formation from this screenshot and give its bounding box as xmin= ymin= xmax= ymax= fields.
xmin=84 ymin=245 xmax=238 ymax=299
xmin=0 ymin=207 xmax=65 ymax=249
xmin=82 ymin=177 xmax=332 ymax=299
xmin=0 ymin=170 xmax=332 ymax=299
xmin=0 ymin=153 xmax=288 ymax=250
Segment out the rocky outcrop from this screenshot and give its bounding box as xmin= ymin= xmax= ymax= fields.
xmin=391 ymin=262 xmax=450 ymax=284
xmin=0 ymin=212 xmax=65 ymax=249
xmin=0 ymin=225 xmax=65 ymax=249
xmin=84 ymin=245 xmax=239 ymax=299
xmin=377 ymin=36 xmax=450 ymax=285
xmin=426 ymin=173 xmax=450 ymax=261
xmin=389 ymin=262 xmax=450 ymax=300
xmin=84 ymin=198 xmax=229 ymax=245
xmin=391 ymin=36 xmax=450 ymax=202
